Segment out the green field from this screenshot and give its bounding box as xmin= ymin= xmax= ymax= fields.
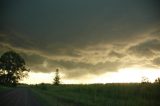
xmin=31 ymin=83 xmax=160 ymax=106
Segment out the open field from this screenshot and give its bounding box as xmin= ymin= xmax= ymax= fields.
xmin=31 ymin=83 xmax=160 ymax=106
xmin=0 ymin=83 xmax=160 ymax=106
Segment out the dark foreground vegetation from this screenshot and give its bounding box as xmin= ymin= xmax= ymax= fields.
xmin=30 ymin=83 xmax=160 ymax=106
xmin=0 ymin=85 xmax=12 ymax=93
xmin=0 ymin=51 xmax=29 ymax=87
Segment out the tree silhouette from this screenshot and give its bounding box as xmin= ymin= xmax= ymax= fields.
xmin=0 ymin=51 xmax=29 ymax=86
xmin=141 ymin=76 xmax=150 ymax=84
xmin=53 ymin=68 xmax=60 ymax=85
xmin=155 ymin=77 xmax=160 ymax=84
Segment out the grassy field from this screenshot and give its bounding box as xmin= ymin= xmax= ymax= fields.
xmin=31 ymin=83 xmax=160 ymax=106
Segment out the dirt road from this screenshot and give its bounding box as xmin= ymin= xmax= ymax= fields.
xmin=0 ymin=88 xmax=42 ymax=106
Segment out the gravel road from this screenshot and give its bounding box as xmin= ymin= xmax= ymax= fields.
xmin=0 ymin=88 xmax=42 ymax=106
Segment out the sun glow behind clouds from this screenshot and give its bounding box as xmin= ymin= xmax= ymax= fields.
xmin=20 ymin=72 xmax=54 ymax=84
xmin=21 ymin=67 xmax=160 ymax=84
xmin=91 ymin=67 xmax=160 ymax=83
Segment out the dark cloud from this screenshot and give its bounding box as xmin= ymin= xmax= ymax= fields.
xmin=0 ymin=32 xmax=36 ymax=50
xmin=20 ymin=53 xmax=45 ymax=67
xmin=151 ymin=29 xmax=160 ymax=39
xmin=153 ymin=57 xmax=160 ymax=66
xmin=25 ymin=54 xmax=121 ymax=77
xmin=108 ymin=51 xmax=124 ymax=58
xmin=0 ymin=0 xmax=160 ymax=80
xmin=1 ymin=0 xmax=160 ymax=47
xmin=128 ymin=39 xmax=160 ymax=57
xmin=58 ymin=60 xmax=121 ymax=78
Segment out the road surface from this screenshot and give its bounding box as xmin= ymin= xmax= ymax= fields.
xmin=0 ymin=88 xmax=42 ymax=106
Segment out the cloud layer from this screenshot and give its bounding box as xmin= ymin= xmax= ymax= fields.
xmin=0 ymin=0 xmax=160 ymax=80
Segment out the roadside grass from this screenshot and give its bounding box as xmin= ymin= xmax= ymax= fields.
xmin=31 ymin=83 xmax=160 ymax=106
xmin=0 ymin=85 xmax=12 ymax=93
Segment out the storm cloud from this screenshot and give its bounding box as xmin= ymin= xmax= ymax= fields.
xmin=0 ymin=0 xmax=160 ymax=80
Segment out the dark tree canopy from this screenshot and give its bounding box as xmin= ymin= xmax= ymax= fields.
xmin=0 ymin=51 xmax=29 ymax=86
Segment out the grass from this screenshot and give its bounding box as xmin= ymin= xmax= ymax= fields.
xmin=30 ymin=83 xmax=160 ymax=106
xmin=0 ymin=85 xmax=12 ymax=93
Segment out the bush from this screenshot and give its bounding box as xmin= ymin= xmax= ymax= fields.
xmin=38 ymin=83 xmax=48 ymax=90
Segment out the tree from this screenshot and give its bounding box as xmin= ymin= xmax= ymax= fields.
xmin=0 ymin=51 xmax=29 ymax=86
xmin=53 ymin=68 xmax=60 ymax=85
xmin=141 ymin=76 xmax=150 ymax=84
xmin=155 ymin=77 xmax=160 ymax=84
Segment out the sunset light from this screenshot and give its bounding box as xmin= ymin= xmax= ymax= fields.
xmin=1 ymin=1 xmax=160 ymax=105
xmin=21 ymin=67 xmax=160 ymax=84
xmin=92 ymin=67 xmax=160 ymax=83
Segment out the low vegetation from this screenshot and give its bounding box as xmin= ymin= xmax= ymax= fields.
xmin=31 ymin=83 xmax=160 ymax=106
xmin=0 ymin=85 xmax=12 ymax=93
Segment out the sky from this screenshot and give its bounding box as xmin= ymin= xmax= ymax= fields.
xmin=0 ymin=0 xmax=160 ymax=84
